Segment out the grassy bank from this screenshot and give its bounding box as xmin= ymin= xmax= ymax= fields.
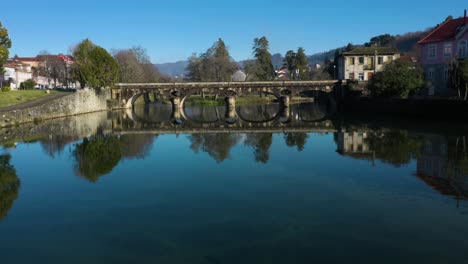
xmin=0 ymin=90 xmax=59 ymax=108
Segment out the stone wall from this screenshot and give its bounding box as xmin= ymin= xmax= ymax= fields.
xmin=0 ymin=111 xmax=112 ymax=147
xmin=0 ymin=89 xmax=111 ymax=128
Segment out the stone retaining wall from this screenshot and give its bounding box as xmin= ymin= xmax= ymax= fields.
xmin=0 ymin=89 xmax=111 ymax=128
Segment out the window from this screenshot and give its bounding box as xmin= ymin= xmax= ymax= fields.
xmin=459 ymin=40 xmax=467 ymax=58
xmin=358 ymin=57 xmax=364 ymax=64
xmin=443 ymin=43 xmax=452 ymax=57
xmin=367 ymin=57 xmax=374 ymax=66
xmin=428 ymin=44 xmax=437 ymax=59
xmin=444 ymin=68 xmax=449 ymax=80
xmin=428 ymin=69 xmax=434 ymax=80
xmin=349 ymin=72 xmax=355 ymax=80
xmin=358 ymin=73 xmax=364 ymax=81
xmin=378 ymin=56 xmax=384 ymax=65
xmin=348 ymin=57 xmax=355 ymax=65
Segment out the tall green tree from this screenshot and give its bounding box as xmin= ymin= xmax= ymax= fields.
xmin=252 ymin=37 xmax=275 ymax=81
xmin=0 ymin=21 xmax=12 ymax=75
xmin=295 ymin=47 xmax=309 ymax=80
xmin=368 ymin=59 xmax=424 ymax=98
xmin=212 ymin=38 xmax=237 ymax=81
xmin=72 ymin=39 xmax=119 ymax=89
xmin=283 ymin=48 xmax=310 ymax=80
xmin=186 ymin=53 xmax=203 ymax=81
xmin=284 ymin=50 xmax=296 ymax=73
xmin=365 ymin=34 xmax=396 ymax=47
xmin=186 ymin=39 xmax=237 ymax=82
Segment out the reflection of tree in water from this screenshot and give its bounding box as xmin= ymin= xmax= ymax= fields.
xmin=119 ymin=134 xmax=157 ymax=160
xmin=284 ymin=133 xmax=309 ymax=152
xmin=245 ymin=133 xmax=273 ymax=163
xmin=74 ymin=131 xmax=157 ymax=182
xmin=368 ymin=130 xmax=422 ymax=167
xmin=74 ymin=135 xmax=123 ymax=182
xmin=189 ymin=134 xmax=242 ymax=163
xmin=0 ymin=155 xmax=20 ymax=221
xmin=40 ymin=135 xmax=76 ymax=159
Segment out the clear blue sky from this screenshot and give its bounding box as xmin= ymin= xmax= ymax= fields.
xmin=2 ymin=0 xmax=466 ymax=63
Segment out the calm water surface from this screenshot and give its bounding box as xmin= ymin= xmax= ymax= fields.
xmin=0 ymin=103 xmax=468 ymax=263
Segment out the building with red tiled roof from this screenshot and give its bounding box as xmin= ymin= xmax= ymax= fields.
xmin=418 ymin=12 xmax=468 ymax=96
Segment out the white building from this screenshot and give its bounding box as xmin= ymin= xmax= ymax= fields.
xmin=337 ymin=47 xmax=400 ymax=81
xmin=3 ymin=60 xmax=33 ymax=90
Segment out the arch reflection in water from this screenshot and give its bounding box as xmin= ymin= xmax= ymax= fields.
xmin=115 ymin=102 xmax=334 ymax=134
xmin=0 ymin=155 xmax=20 ymax=222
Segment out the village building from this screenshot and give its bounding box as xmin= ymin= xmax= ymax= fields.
xmin=4 ymin=54 xmax=75 ymax=89
xmin=2 ymin=60 xmax=33 ymax=90
xmin=418 ymin=13 xmax=468 ymax=96
xmin=337 ymin=47 xmax=400 ymax=81
xmin=275 ymin=67 xmax=290 ymax=80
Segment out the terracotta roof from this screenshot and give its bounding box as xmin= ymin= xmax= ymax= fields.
xmin=418 ymin=17 xmax=467 ymax=44
xmin=5 ymin=59 xmax=31 ymax=68
xmin=13 ymin=57 xmax=40 ymax=62
xmin=399 ymin=56 xmax=419 ymax=64
xmin=342 ymin=47 xmax=400 ymax=56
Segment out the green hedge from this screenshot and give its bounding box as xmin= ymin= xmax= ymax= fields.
xmin=19 ymin=79 xmax=36 ymax=90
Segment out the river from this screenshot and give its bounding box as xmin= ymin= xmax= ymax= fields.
xmin=0 ymin=102 xmax=467 ymax=263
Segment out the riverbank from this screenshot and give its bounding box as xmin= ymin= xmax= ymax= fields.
xmin=0 ymin=90 xmax=62 ymax=108
xmin=0 ymin=89 xmax=111 ymax=128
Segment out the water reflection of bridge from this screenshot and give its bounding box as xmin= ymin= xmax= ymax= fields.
xmin=111 ymin=103 xmax=337 ymax=135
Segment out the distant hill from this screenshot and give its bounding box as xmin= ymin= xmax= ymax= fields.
xmin=155 ymin=61 xmax=189 ymax=77
xmin=155 ymin=27 xmax=434 ymax=77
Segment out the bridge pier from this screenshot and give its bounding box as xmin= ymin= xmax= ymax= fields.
xmin=280 ymin=96 xmax=290 ymax=108
xmin=225 ymin=96 xmax=236 ymax=109
xmin=279 ymin=105 xmax=291 ymax=122
xmin=143 ymin=93 xmax=151 ymax=104
xmin=171 ymin=97 xmax=183 ymax=110
xmin=171 ymin=106 xmax=183 ymax=122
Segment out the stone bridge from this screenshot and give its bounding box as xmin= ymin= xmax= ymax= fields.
xmin=113 ymin=80 xmax=344 ymax=110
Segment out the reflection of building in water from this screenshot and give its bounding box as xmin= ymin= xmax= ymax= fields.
xmin=335 ymin=130 xmax=375 ymax=161
xmin=416 ymin=135 xmax=468 ymax=201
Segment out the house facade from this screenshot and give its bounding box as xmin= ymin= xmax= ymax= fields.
xmin=3 ymin=60 xmax=33 ymax=90
xmin=12 ymin=54 xmax=75 ymax=88
xmin=418 ymin=16 xmax=468 ymax=96
xmin=338 ymin=47 xmax=400 ymax=81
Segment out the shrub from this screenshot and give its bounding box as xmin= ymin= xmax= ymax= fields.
xmin=368 ymin=60 xmax=424 ymax=98
xmin=19 ymin=79 xmax=36 ymax=90
xmin=1 ymin=86 xmax=11 ymax=92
